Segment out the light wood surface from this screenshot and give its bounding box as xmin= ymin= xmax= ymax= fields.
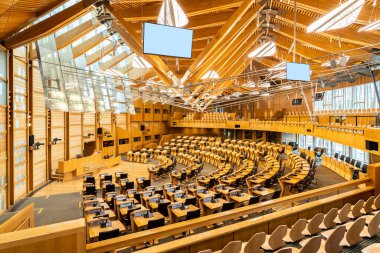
xmin=88 ymin=220 xmax=126 ymax=242
xmin=34 ymin=161 xmax=152 ymax=197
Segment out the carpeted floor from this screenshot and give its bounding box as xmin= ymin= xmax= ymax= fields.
xmin=0 ymin=192 xmax=83 ymax=226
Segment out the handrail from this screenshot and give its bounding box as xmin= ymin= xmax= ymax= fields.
xmin=0 ymin=203 xmax=35 ymax=234
xmin=134 ymin=186 xmax=374 ymax=253
xmin=86 ymin=178 xmax=370 ymax=253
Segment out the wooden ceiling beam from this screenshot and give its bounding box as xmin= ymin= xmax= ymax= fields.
xmin=276 ymin=5 xmax=379 ymax=47
xmin=72 ymin=31 xmax=108 ymax=58
xmin=273 ymin=25 xmax=370 ymax=61
xmin=85 ymin=43 xmax=115 ymax=66
xmin=133 ymin=11 xmax=233 ymax=32
xmin=183 ymin=1 xmax=265 ymax=84
xmin=100 ymin=51 xmax=133 ymax=70
xmin=272 ymin=36 xmax=324 ymax=62
xmin=188 ymin=10 xmax=264 ymax=85
xmin=198 ymin=33 xmax=266 ymax=99
xmin=118 ymin=0 xmax=244 ymax=20
xmin=285 ymin=0 xmax=378 ymax=26
xmin=2 ymin=0 xmax=96 ymax=49
xmin=55 ymin=17 xmax=99 ymax=50
xmin=105 ymin=2 xmax=177 ymax=86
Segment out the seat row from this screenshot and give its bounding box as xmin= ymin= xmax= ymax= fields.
xmin=198 ymin=194 xmax=380 ymax=253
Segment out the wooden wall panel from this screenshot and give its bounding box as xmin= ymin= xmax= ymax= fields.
xmin=32 ymin=64 xmax=46 ymax=188
xmin=50 ymin=111 xmax=65 ymax=174
xmin=68 ymin=113 xmax=82 ymax=159
xmin=12 ymin=48 xmax=28 ymax=200
xmin=83 ymin=113 xmax=95 ymax=142
xmin=99 ymin=112 xmax=112 ymax=131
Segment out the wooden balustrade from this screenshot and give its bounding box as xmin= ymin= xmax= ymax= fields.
xmin=0 ymin=203 xmax=35 ymax=234
xmin=134 ymin=187 xmax=374 ymax=253
xmin=86 ymin=178 xmax=370 ymax=253
xmin=0 ymin=219 xmax=86 ymax=253
xmin=170 ymin=119 xmax=380 ymax=156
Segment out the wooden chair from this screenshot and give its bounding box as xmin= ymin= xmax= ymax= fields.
xmin=372 ymin=194 xmax=380 ymax=211
xmin=280 ymin=236 xmax=322 ymax=253
xmin=197 ymin=250 xmax=213 ymax=253
xmin=334 ymin=203 xmax=351 ymax=224
xmin=214 ymin=241 xmax=242 ymax=253
xmin=302 ymin=226 xmax=346 ymax=253
xmin=320 ymin=208 xmax=338 ymax=230
xmin=261 ymin=225 xmax=287 ymax=251
xmin=241 ymin=232 xmax=265 ymax=253
xmin=339 ymin=217 xmax=366 ymax=247
xmin=274 ymin=248 xmax=291 ymax=253
xmin=361 ymin=196 xmax=375 ymax=214
xmin=302 ymin=213 xmax=324 ymax=236
xmin=284 ymin=219 xmax=307 ymax=243
xmin=361 ymin=211 xmax=380 ymax=238
xmin=348 ymin=199 xmax=364 ymax=219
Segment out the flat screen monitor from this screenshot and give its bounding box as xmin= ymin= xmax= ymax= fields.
xmin=292 ymin=98 xmax=303 ymax=105
xmin=314 ymin=92 xmax=325 ymax=101
xmin=366 ymin=140 xmax=379 ymax=151
xmin=143 ymin=22 xmax=193 ymax=59
xmin=286 ymin=62 xmax=311 ymax=81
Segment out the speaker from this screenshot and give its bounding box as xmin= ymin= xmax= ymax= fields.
xmin=29 ymin=135 xmax=35 ymax=146
xmin=140 ymin=125 xmax=145 ymax=131
xmin=97 ymin=127 xmax=103 ymax=135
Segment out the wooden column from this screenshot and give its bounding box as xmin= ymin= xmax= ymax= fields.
xmin=367 ymin=163 xmax=380 ymax=195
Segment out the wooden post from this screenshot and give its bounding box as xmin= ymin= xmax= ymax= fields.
xmin=367 ymin=163 xmax=380 ymax=195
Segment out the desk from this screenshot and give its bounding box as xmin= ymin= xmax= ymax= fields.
xmin=203 ymin=199 xmax=227 ymax=215
xmin=148 ymin=199 xmax=171 ymax=211
xmin=250 ymin=187 xmax=275 ymax=197
xmin=174 ymin=195 xmax=197 ymax=203
xmin=197 ymin=191 xmax=216 ymax=199
xmin=133 ymin=212 xmax=165 ymax=232
xmin=248 ymin=177 xmax=266 ymax=185
xmin=171 ymin=205 xmax=199 ymax=221
xmin=119 ymin=204 xmax=146 ymax=217
xmin=230 ymin=193 xmax=252 ymax=205
xmin=88 ymin=220 xmax=126 ymax=242
xmin=85 ymin=209 xmax=116 ymax=222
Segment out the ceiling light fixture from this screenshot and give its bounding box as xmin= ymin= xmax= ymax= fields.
xmin=250 ymin=91 xmax=260 ymax=95
xmin=358 ymin=20 xmax=380 ymax=32
xmin=243 ymin=81 xmax=256 ymax=88
xmin=260 ymin=92 xmax=270 ymax=97
xmin=248 ymin=41 xmax=276 ymax=58
xmin=321 ymin=56 xmax=350 ymax=68
xmin=307 ymin=0 xmax=365 ymax=33
xmin=258 ymin=82 xmax=271 ymax=88
xmin=279 ymin=84 xmax=292 ymax=90
xmin=157 ymin=0 xmax=188 ymax=27
xmin=132 ymin=56 xmax=152 ymax=69
xmin=201 ymin=70 xmax=219 ymax=80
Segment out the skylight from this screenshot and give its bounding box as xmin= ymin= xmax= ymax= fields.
xmin=248 ymin=41 xmax=276 ymax=58
xmin=132 ymin=56 xmax=152 ymax=69
xmin=307 ymin=0 xmax=365 ymax=33
xmin=157 ymin=0 xmax=188 ymax=27
xmin=201 ymin=70 xmax=219 ymax=80
xmin=358 ymin=20 xmax=380 ymax=32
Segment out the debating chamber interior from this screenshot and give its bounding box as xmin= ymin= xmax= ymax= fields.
xmin=2 ymin=0 xmax=380 ymax=253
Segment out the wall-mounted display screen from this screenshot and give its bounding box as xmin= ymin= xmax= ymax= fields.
xmin=143 ymin=22 xmax=193 ymax=59
xmin=286 ymin=62 xmax=311 ymax=81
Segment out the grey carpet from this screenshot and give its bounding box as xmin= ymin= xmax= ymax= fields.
xmin=0 ymin=192 xmax=83 ymax=227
